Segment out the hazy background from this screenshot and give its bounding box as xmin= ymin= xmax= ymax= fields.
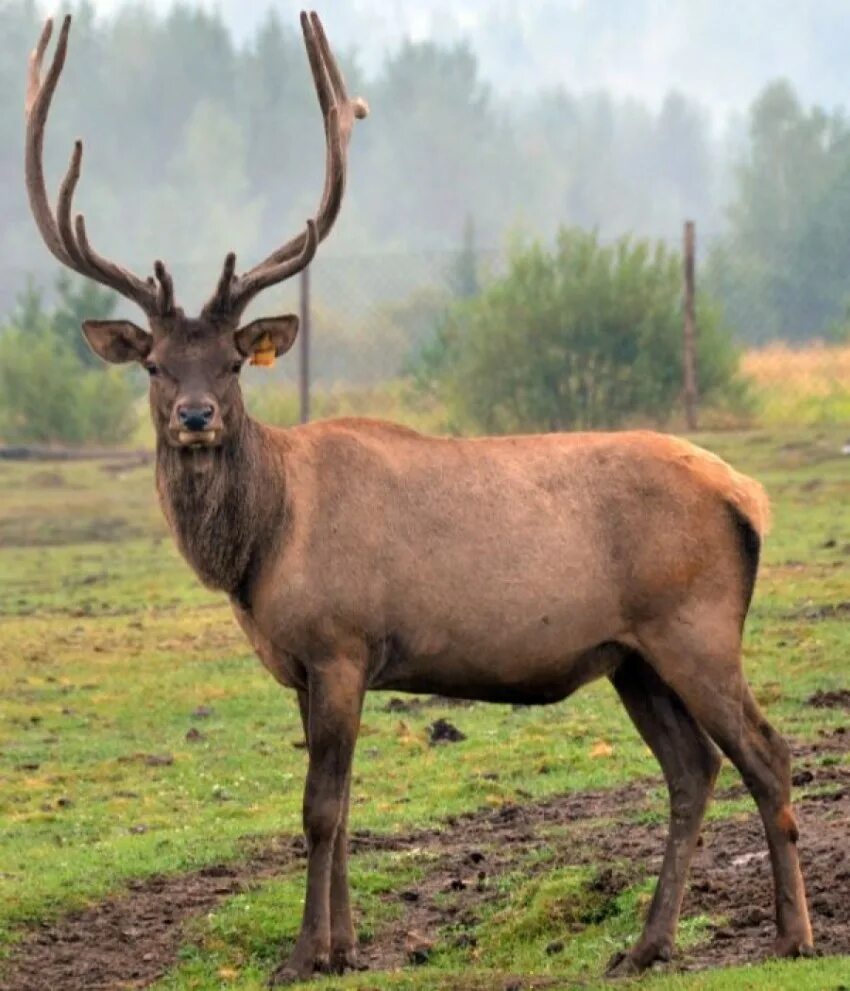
xmin=3 ymin=0 xmax=850 ymax=378
xmin=84 ymin=0 xmax=850 ymax=115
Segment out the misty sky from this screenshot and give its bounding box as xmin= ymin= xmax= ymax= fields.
xmin=81 ymin=0 xmax=850 ymax=118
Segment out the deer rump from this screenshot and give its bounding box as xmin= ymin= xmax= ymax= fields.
xmin=241 ymin=422 xmax=766 ymax=703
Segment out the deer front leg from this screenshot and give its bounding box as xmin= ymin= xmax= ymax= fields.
xmin=271 ymin=658 xmax=365 ymax=986
xmin=295 ymin=690 xmax=358 ymax=973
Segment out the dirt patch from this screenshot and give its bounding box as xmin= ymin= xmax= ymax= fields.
xmin=2 ymin=745 xmax=847 ymax=990
xmin=357 ymin=760 xmax=850 ymax=974
xmin=0 ymin=841 xmax=292 ymax=991
xmin=0 ymin=446 xmax=152 ymax=464
xmin=26 ymin=470 xmax=69 ymax=489
xmin=428 ymin=718 xmax=467 ymax=745
xmin=382 ymin=695 xmax=476 ymax=714
xmin=351 ymin=779 xmax=654 ymax=972
xmin=0 ymin=516 xmax=149 ymax=550
xmin=789 ymin=601 xmax=850 ymax=621
xmin=807 ymin=688 xmax=850 ymax=710
xmin=583 ymin=762 xmax=850 ymax=970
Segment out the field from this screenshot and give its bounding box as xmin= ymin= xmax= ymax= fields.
xmin=0 ymin=424 xmax=848 ymax=991
xmin=741 ymin=343 xmax=850 ymax=427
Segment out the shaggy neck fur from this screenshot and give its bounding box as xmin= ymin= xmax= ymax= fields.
xmin=155 ymin=415 xmax=285 ymax=606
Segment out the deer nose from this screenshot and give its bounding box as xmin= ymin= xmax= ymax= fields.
xmin=177 ymin=403 xmax=215 ymax=432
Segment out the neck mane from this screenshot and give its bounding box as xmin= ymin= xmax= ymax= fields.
xmin=155 ymin=416 xmax=285 ymax=606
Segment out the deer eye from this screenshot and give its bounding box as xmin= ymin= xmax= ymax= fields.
xmin=145 ymin=362 xmax=159 ymax=377
xmin=230 ymin=361 xmax=244 ymax=374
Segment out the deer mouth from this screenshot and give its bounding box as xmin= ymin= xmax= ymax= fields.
xmin=175 ymin=429 xmax=221 ymax=448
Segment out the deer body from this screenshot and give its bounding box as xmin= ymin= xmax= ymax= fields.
xmin=25 ymin=12 xmax=814 ymax=985
xmin=163 ymin=419 xmax=747 ymax=703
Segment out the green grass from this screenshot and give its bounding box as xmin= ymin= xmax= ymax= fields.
xmin=0 ymin=425 xmax=848 ymax=989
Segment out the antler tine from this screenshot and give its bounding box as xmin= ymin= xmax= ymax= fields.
xmin=25 ymin=16 xmax=75 ymax=267
xmin=203 ymin=252 xmax=238 ymax=317
xmin=215 ymin=12 xmax=367 ymax=318
xmin=56 ymin=139 xmax=88 ymax=268
xmin=301 ymin=10 xmax=332 ymax=122
xmin=236 ymin=220 xmax=319 ymax=303
xmin=154 ymin=260 xmax=175 ymax=315
xmin=69 ymin=146 xmax=168 ymax=309
xmin=71 ymin=211 xmax=164 ymax=313
xmin=25 ymin=16 xmax=163 ymax=316
xmin=26 ymin=18 xmax=53 ymax=115
xmin=310 ymin=11 xmax=369 ymax=132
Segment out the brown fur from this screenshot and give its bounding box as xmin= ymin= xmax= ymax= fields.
xmin=155 ymin=419 xmax=287 ymax=604
xmin=777 ymin=805 xmax=800 ymax=843
xmin=658 ymin=433 xmax=771 ymax=536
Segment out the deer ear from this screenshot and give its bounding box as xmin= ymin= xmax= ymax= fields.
xmin=235 ymin=315 xmax=299 ymax=366
xmin=82 ymin=320 xmax=153 ymax=364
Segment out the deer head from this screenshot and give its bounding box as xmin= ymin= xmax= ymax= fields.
xmin=25 ymin=12 xmax=367 ymax=449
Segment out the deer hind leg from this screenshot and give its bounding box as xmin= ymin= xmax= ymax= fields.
xmin=637 ymin=617 xmax=814 ymax=962
xmin=271 ymin=660 xmax=365 ymax=986
xmin=606 ymin=652 xmax=721 ymax=976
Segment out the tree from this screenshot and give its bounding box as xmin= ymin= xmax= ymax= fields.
xmin=6 ymin=276 xmax=44 ymax=334
xmin=415 ymin=227 xmax=740 ymax=434
xmin=144 ymin=99 xmax=264 ymax=304
xmin=6 ymin=274 xmax=118 ymax=367
xmin=363 ymin=39 xmax=513 ymax=247
xmin=51 ymin=274 xmax=118 ymax=367
xmin=448 ymin=215 xmax=480 ymax=299
xmin=1 ymin=0 xmax=722 ymax=319
xmin=707 ymin=81 xmax=850 ymax=342
xmin=0 ymin=278 xmax=136 ymax=445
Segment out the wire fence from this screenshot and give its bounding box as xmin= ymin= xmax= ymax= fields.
xmin=259 ymin=248 xmax=507 ymax=387
xmin=0 ymin=222 xmax=798 ymax=400
xmin=0 ymin=246 xmax=511 ymax=387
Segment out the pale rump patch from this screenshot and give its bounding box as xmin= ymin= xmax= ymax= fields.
xmin=634 ymin=432 xmax=772 ymax=537
xmin=776 ymin=805 xmax=800 ymax=843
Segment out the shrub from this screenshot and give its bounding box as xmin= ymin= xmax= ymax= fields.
xmin=414 ymin=227 xmax=743 ymax=434
xmin=0 ymin=325 xmax=137 ymax=445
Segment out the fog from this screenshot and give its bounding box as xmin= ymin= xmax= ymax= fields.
xmin=87 ymin=0 xmax=850 ymax=116
xmin=2 ymin=1 xmax=849 ymax=343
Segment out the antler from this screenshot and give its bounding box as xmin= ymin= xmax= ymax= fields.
xmin=25 ymin=16 xmax=172 ymax=316
xmin=204 ymin=11 xmax=368 ymax=319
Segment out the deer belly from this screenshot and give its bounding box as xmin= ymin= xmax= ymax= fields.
xmin=370 ymin=634 xmax=624 ymax=705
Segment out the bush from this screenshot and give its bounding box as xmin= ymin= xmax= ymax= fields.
xmin=0 ymin=276 xmax=136 ymax=446
xmin=0 ymin=325 xmax=137 ymax=445
xmin=414 ymin=227 xmax=744 ymax=433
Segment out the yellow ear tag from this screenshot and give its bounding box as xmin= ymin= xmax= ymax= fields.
xmin=249 ymin=333 xmax=276 ymax=368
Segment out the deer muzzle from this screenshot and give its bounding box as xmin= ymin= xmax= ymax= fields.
xmin=171 ymin=400 xmax=223 ymax=447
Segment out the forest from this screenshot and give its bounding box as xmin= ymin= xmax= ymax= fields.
xmin=2 ymin=1 xmax=850 ymax=345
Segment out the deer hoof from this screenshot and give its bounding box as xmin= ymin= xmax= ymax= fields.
xmin=606 ymin=941 xmax=672 ymax=978
xmin=605 ymin=950 xmax=640 ymax=978
xmin=774 ymin=936 xmax=816 ymax=960
xmin=268 ymin=947 xmax=330 ymax=986
xmin=330 ymin=944 xmax=365 ymax=974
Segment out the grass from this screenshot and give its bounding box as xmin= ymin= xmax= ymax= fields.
xmin=742 ymin=342 xmax=850 ymax=427
xmin=0 ymin=423 xmax=848 ymax=990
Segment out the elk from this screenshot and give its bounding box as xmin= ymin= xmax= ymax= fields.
xmin=25 ymin=12 xmax=814 ymax=985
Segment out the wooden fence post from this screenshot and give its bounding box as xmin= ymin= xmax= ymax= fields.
xmin=299 ymin=266 xmax=311 ymax=425
xmin=682 ymin=220 xmax=699 ymax=430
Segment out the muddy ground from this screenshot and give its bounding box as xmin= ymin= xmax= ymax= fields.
xmin=1 ymin=739 xmax=847 ymax=991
